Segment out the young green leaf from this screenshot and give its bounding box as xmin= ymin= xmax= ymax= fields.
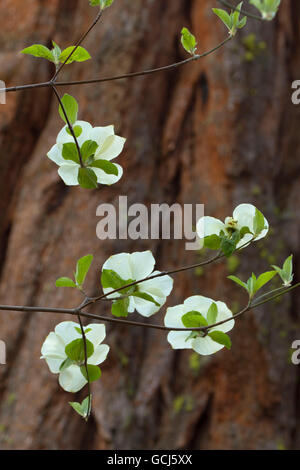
xmin=207 ymin=302 xmax=218 ymax=325
xmin=182 ymin=311 xmax=208 ymax=328
xmin=101 ymin=269 xmax=134 ymax=292
xmin=131 ymin=292 xmax=160 ymax=307
xmin=253 ymin=270 xmax=277 ymax=294
xmin=212 ymin=8 xmax=232 ymax=30
xmin=89 ymin=0 xmax=115 ymax=8
xmin=69 ymin=395 xmax=92 ymax=419
xmin=181 ymin=27 xmax=197 ymax=55
xmin=65 ymin=338 xmax=94 ymax=362
xmin=250 ymin=0 xmax=281 ymax=20
xmin=272 ymin=255 xmax=294 ymax=287
xmin=75 ymin=254 xmax=93 ymax=286
xmin=78 ymin=167 xmax=98 ymax=189
xmin=21 ymin=44 xmax=54 ymax=62
xmin=208 ymin=331 xmax=231 ymax=349
xmin=204 ymin=234 xmax=221 ymax=250
xmin=80 ymin=365 xmax=101 ymax=382
xmin=253 ymin=208 xmax=266 ymax=236
xmin=81 ymin=140 xmax=99 ymax=163
xmin=58 ymin=94 xmax=79 ymax=125
xmin=55 ymin=277 xmax=77 ymax=288
xmin=51 ymin=41 xmax=62 ymax=64
xmin=62 ymin=143 xmax=80 ymax=164
xmin=228 ymin=275 xmax=248 ymax=292
xmin=59 ymin=46 xmax=91 ymax=64
xmin=90 ymin=159 xmax=119 ymax=176
xmin=111 ymin=297 xmax=130 ymax=317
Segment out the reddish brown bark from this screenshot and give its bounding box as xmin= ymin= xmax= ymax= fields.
xmin=0 ymin=0 xmax=300 ymax=450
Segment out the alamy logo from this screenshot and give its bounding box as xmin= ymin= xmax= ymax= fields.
xmin=0 ymin=80 xmax=6 ymax=104
xmin=96 ymin=196 xmax=204 ymax=250
xmin=291 ymin=80 xmax=300 ymax=105
xmin=0 ymin=340 xmax=6 ymax=365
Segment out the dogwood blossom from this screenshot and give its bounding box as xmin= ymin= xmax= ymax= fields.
xmin=41 ymin=321 xmax=109 ymax=392
xmin=47 ymin=121 xmax=125 ymax=186
xmin=102 ymin=251 xmax=173 ymax=317
xmin=164 ymin=295 xmax=234 ymax=355
xmin=196 ymin=203 xmax=269 ymax=249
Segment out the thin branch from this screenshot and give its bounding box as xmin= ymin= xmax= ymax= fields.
xmin=52 ymin=9 xmax=103 ymax=81
xmin=51 ymin=84 xmax=83 ymax=167
xmin=0 ymin=283 xmax=299 ymax=333
xmin=1 ymin=37 xmax=232 ymax=94
xmin=217 ymin=0 xmax=264 ymax=20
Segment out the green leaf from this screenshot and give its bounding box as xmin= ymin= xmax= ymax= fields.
xmin=51 ymin=41 xmax=62 ymax=64
xmin=181 ymin=27 xmax=197 ymax=55
xmin=69 ymin=395 xmax=92 ymax=419
xmin=208 ymin=331 xmax=231 ymax=349
xmin=272 ymin=254 xmax=294 ymax=286
xmin=253 ymin=270 xmax=277 ymax=294
xmin=58 ymin=94 xmax=78 ymax=125
xmin=59 ymin=357 xmax=73 ymax=372
xmin=101 ymin=269 xmax=134 ymax=292
xmin=62 ymin=143 xmax=80 ymax=164
xmin=90 ymin=159 xmax=119 ymax=176
xmin=132 ymin=292 xmax=160 ymax=307
xmin=55 ymin=277 xmax=77 ymax=288
xmin=65 ymin=338 xmax=94 ymax=362
xmin=204 ymin=234 xmax=221 ymax=250
xmin=75 ymin=254 xmax=93 ymax=286
xmin=21 ymin=44 xmax=54 ymax=62
xmin=207 ymin=303 xmax=218 ymax=325
xmin=67 ymin=125 xmax=82 ymax=138
xmin=253 ymin=208 xmax=266 ymax=236
xmin=59 ymin=46 xmax=91 ymax=64
xmin=228 ymin=275 xmax=248 ymax=292
xmin=212 ymin=8 xmax=232 ymax=29
xmin=80 ymin=365 xmax=101 ymax=382
xmin=182 ymin=311 xmax=208 ymax=328
xmin=81 ymin=140 xmax=99 ymax=163
xmin=111 ymin=297 xmax=130 ymax=317
xmin=89 ymin=0 xmax=114 ymax=8
xmin=220 ymin=236 xmax=237 ymax=257
xmin=78 ymin=167 xmax=98 ymax=189
xmin=75 ymin=327 xmax=92 ymax=335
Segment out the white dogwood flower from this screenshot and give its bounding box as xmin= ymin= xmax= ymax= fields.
xmin=41 ymin=321 xmax=109 ymax=393
xmin=47 ymin=121 xmax=125 ymax=186
xmin=102 ymin=251 xmax=173 ymax=317
xmin=165 ymin=295 xmax=235 ymax=355
xmin=196 ymin=203 xmax=269 ymax=249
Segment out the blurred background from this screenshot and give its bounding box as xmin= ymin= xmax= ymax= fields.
xmin=0 ymin=0 xmax=300 ymax=450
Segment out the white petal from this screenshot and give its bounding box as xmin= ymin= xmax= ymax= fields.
xmin=88 ymin=344 xmax=110 ymax=365
xmin=139 ymin=271 xmax=173 ymax=297
xmin=164 ymin=304 xmax=189 ymax=328
xmin=44 ymin=357 xmax=64 ymax=374
xmin=56 ymin=121 xmax=92 ymax=147
xmin=192 ymin=336 xmax=224 ymax=355
xmin=129 ymin=251 xmax=155 ymax=280
xmin=55 ymin=321 xmax=81 ymax=346
xmin=41 ymin=332 xmax=66 ymax=360
xmin=85 ymin=324 xmax=106 ymax=347
xmin=91 ymin=163 xmax=123 ymax=186
xmin=58 ymin=164 xmax=79 ymax=186
xmin=167 ymin=331 xmax=193 ymax=349
xmin=233 ymin=203 xmax=256 ymax=231
xmin=184 ymin=295 xmax=214 ymax=315
xmin=95 ymin=135 xmax=126 ymax=161
xmin=59 ymin=365 xmax=87 ymax=393
xmin=212 ymin=301 xmax=235 ymax=333
xmin=236 ymin=232 xmax=254 ymax=249
xmin=196 ymin=216 xmax=225 ymax=239
xmin=132 ymin=296 xmax=162 ymax=317
xmin=47 ymin=144 xmax=65 ymax=166
xmin=89 ymin=125 xmax=115 ymax=149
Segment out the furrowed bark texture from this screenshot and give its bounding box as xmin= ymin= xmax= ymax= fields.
xmin=0 ymin=0 xmax=299 ymax=450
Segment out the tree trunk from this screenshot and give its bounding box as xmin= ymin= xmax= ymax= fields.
xmin=0 ymin=0 xmax=299 ymax=450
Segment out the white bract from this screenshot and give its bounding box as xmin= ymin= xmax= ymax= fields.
xmin=165 ymin=295 xmax=234 ymax=355
xmin=41 ymin=321 xmax=109 ymax=393
xmin=47 ymin=121 xmax=126 ymax=186
xmin=196 ymin=203 xmax=269 ymax=249
xmin=102 ymin=251 xmax=173 ymax=317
